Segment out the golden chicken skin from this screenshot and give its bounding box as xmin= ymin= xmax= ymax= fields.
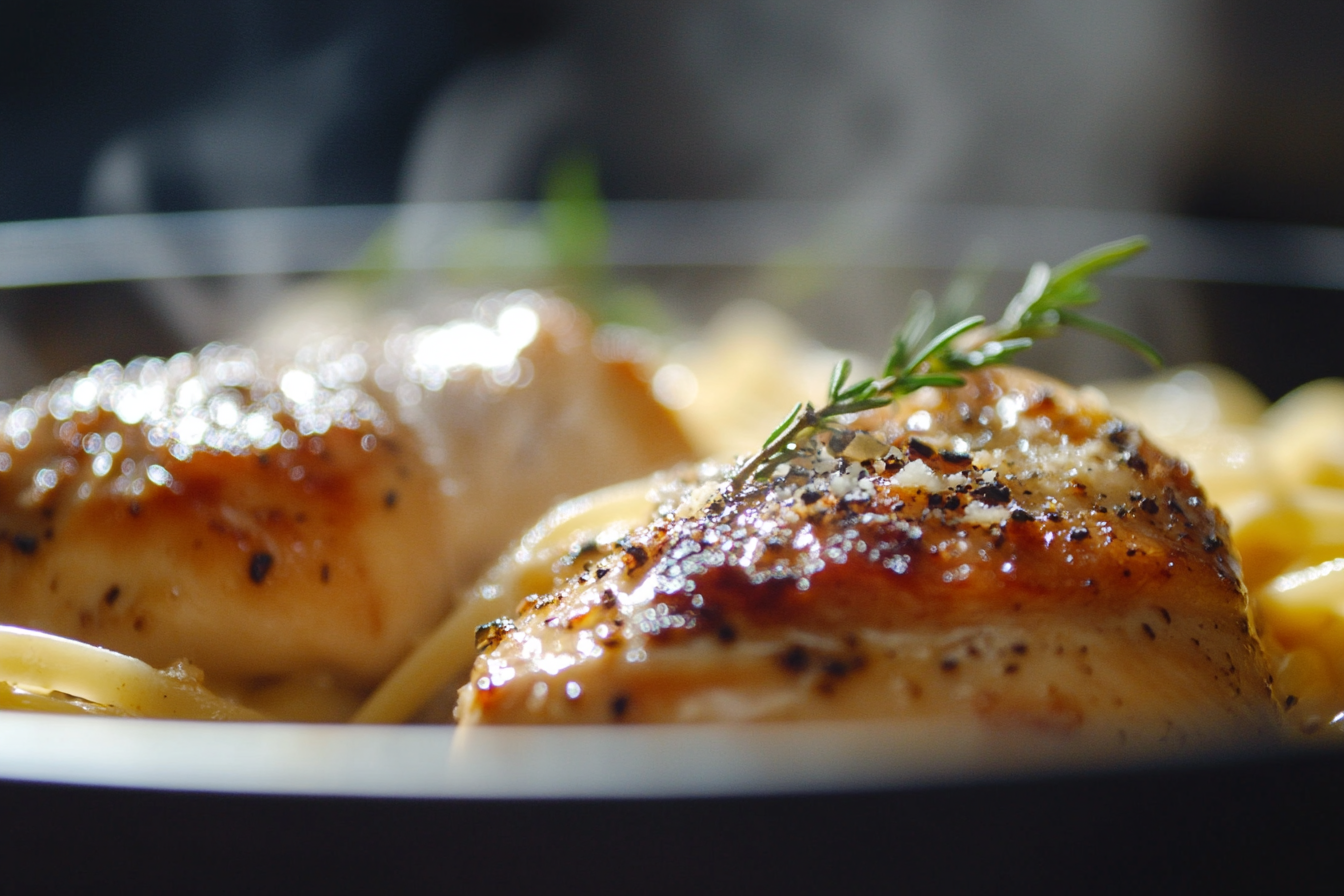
xmin=0 ymin=293 xmax=690 ymax=719
xmin=458 ymin=367 xmax=1278 ymax=749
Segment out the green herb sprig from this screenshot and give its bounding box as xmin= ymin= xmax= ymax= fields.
xmin=732 ymin=236 xmax=1160 ymax=487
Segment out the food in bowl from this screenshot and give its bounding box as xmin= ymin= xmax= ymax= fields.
xmin=448 ymin=366 xmax=1278 ymax=753
xmin=0 ymin=292 xmax=689 ymax=719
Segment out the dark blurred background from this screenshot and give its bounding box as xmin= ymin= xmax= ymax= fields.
xmin=3 ymin=1 xmax=1344 ymax=397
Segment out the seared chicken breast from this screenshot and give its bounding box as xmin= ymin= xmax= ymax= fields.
xmin=458 ymin=367 xmax=1277 ymax=748
xmin=0 ymin=294 xmax=689 ymax=718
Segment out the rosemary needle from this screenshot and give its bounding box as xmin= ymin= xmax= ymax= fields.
xmin=732 ymin=236 xmax=1160 ymax=487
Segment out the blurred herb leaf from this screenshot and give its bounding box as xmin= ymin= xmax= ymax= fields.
xmin=541 ymin=151 xmax=610 ymax=276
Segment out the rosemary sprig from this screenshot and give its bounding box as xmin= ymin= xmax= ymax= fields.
xmin=732 ymin=236 xmax=1160 ymax=487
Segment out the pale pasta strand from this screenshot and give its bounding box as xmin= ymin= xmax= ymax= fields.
xmin=0 ymin=625 xmax=262 ymax=720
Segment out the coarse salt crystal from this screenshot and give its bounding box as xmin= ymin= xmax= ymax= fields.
xmin=830 ymin=472 xmax=859 ymax=497
xmin=891 ymin=459 xmax=944 ymax=492
xmin=676 ymin=481 xmax=721 ymax=518
xmin=961 ymin=501 xmax=1012 ymax=526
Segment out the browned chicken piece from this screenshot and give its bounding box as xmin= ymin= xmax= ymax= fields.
xmin=0 ymin=294 xmax=689 ymax=719
xmin=458 ymin=367 xmax=1279 ymax=749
